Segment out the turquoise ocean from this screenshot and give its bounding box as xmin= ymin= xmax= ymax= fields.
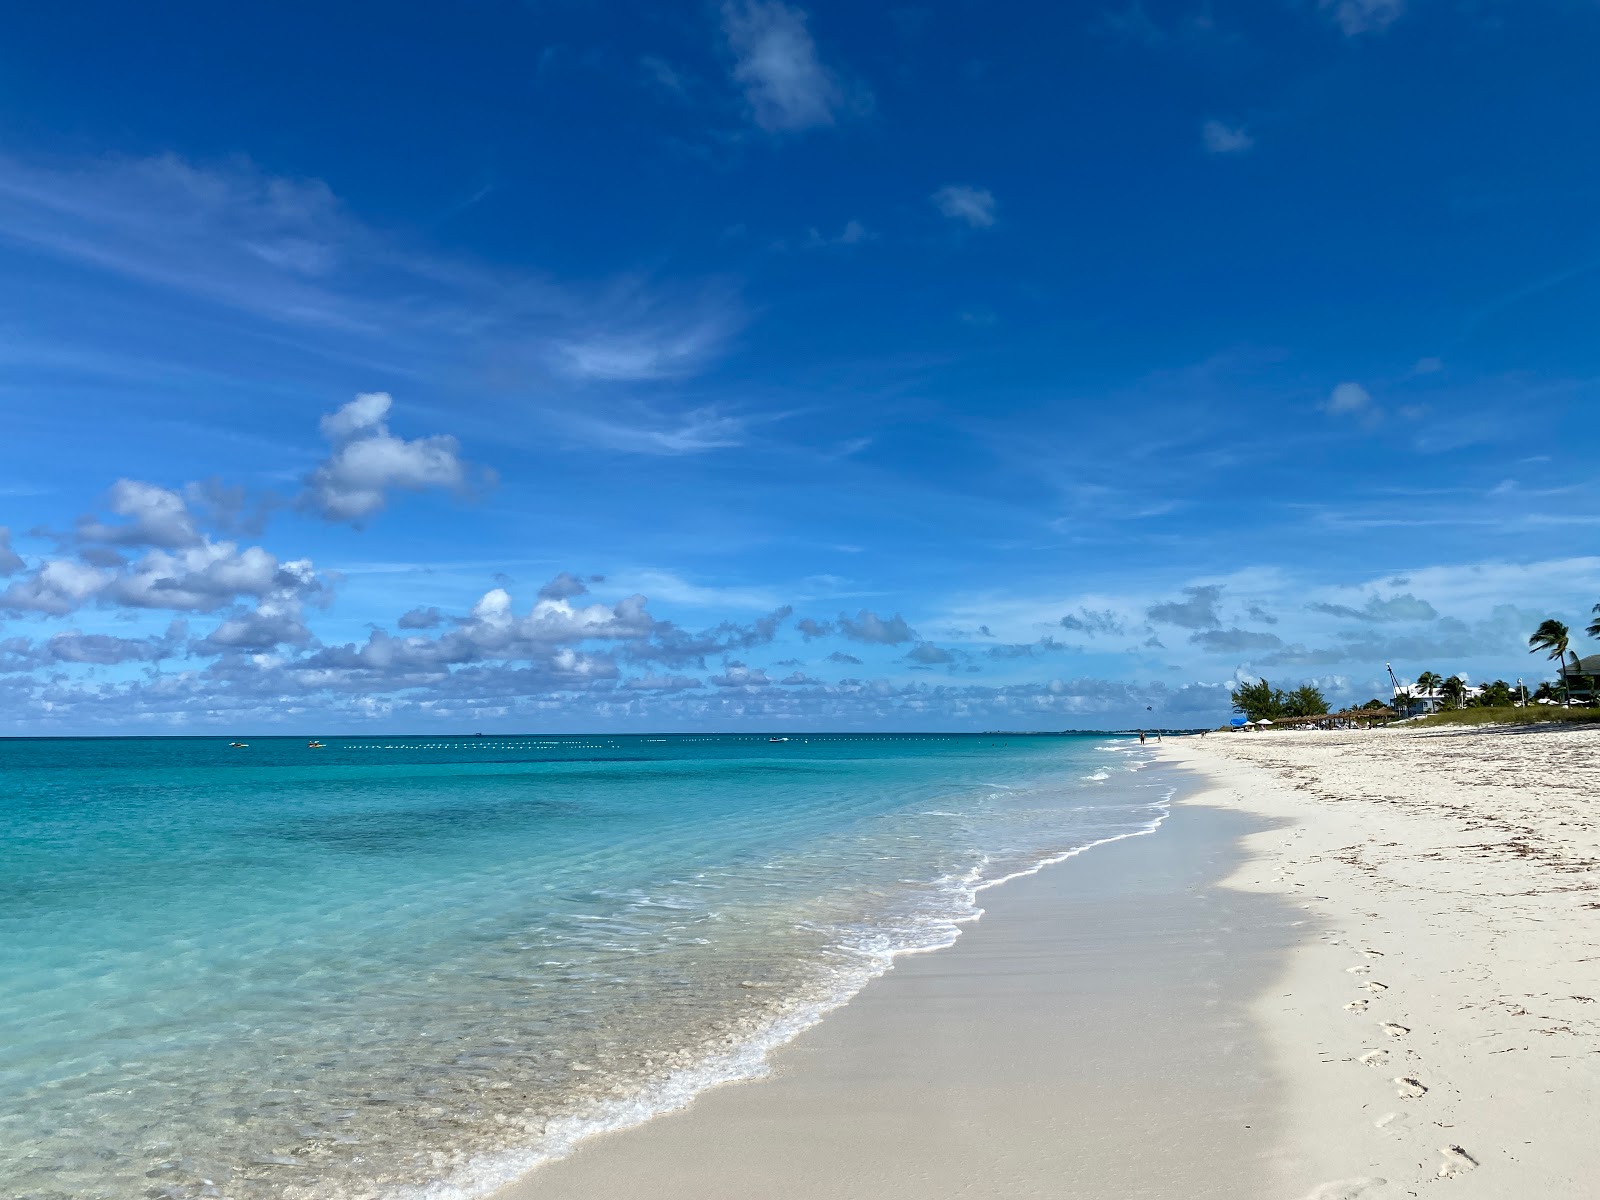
xmin=0 ymin=733 xmax=1167 ymax=1200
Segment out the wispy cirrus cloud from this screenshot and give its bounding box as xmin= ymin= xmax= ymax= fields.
xmin=1201 ymin=120 xmax=1253 ymax=154
xmin=547 ymin=404 xmax=753 ymax=456
xmin=932 ymin=184 xmax=996 ymax=228
xmin=0 ymin=151 xmax=740 ymax=389
xmin=721 ymin=0 xmax=864 ymax=133
xmin=1320 ymin=0 xmax=1404 ymax=36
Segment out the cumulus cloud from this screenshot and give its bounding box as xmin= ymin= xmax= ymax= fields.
xmin=397 ymin=606 xmax=445 ymax=630
xmin=709 ymin=662 xmax=771 ymax=687
xmin=1320 ymin=0 xmax=1404 ymax=36
xmin=987 ymin=637 xmax=1071 ymax=660
xmin=537 ymin=572 xmax=590 ymax=601
xmin=906 ymin=643 xmax=954 ymax=665
xmin=303 ymin=392 xmax=476 ymax=524
xmin=1201 ymin=120 xmax=1253 ymax=154
xmin=1146 ymin=585 xmax=1223 ymax=630
xmin=826 ymin=651 xmax=863 ymax=665
xmin=1324 ymin=381 xmax=1373 ymax=416
xmin=35 ymin=620 xmax=188 ymax=667
xmin=1059 ymin=608 xmax=1125 ymax=637
xmin=1189 ymin=628 xmax=1285 ymax=653
xmin=1308 ymin=593 xmax=1439 ymax=623
xmin=0 ymin=559 xmax=111 ymax=616
xmin=0 ymin=527 xmax=23 ymax=576
xmin=797 ymin=617 xmax=833 ymax=640
xmin=624 ymin=672 xmax=703 ymax=692
xmin=835 ymin=609 xmax=917 ymax=644
xmin=108 ymin=542 xmax=323 ymax=612
xmin=932 ymin=185 xmax=996 ymax=228
xmin=78 ymin=479 xmax=203 ymax=548
xmin=722 ymin=1 xmax=854 ymax=132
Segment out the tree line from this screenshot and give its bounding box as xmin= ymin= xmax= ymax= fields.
xmin=1229 ymin=679 xmax=1330 ymax=721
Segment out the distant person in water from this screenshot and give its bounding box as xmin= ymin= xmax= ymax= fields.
xmin=1138 ymin=730 xmax=1146 ymax=745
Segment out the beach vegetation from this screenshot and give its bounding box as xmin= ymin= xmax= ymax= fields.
xmin=1528 ymin=618 xmax=1571 ymax=669
xmin=1588 ymin=602 xmax=1600 ymax=641
xmin=1469 ymin=680 xmax=1515 ymax=708
xmin=1438 ymin=675 xmax=1468 ymax=708
xmin=1414 ymin=670 xmax=1444 ymax=695
xmin=1415 ymin=705 xmax=1600 ymax=727
xmin=1229 ymin=678 xmax=1329 ymax=720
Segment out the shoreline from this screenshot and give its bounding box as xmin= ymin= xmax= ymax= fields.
xmin=408 ymin=771 xmax=1175 ymax=1200
xmin=487 ymin=757 xmax=1304 ymax=1199
xmin=481 ymin=724 xmax=1600 ymax=1200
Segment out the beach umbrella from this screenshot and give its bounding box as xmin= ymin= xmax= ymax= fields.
xmin=1256 ymin=719 xmax=1273 ymax=725
xmin=1229 ymin=716 xmax=1248 ymax=727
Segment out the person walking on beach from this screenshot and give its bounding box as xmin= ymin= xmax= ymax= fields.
xmin=1138 ymin=730 xmax=1146 ymax=745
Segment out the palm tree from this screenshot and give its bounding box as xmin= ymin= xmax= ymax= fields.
xmin=1414 ymin=670 xmax=1443 ymax=694
xmin=1528 ymin=619 xmax=1572 ymax=706
xmin=1587 ymin=601 xmax=1600 ymax=641
xmin=1439 ymin=675 xmax=1468 ymax=709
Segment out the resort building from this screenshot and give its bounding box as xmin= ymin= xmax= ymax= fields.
xmin=1391 ymin=679 xmax=1483 ymax=716
xmin=1559 ymin=654 xmax=1600 ymax=705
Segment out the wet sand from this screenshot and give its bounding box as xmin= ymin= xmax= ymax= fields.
xmin=494 ymin=773 xmax=1303 ymax=1200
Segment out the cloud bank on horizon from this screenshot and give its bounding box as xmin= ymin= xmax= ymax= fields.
xmin=1 ymin=0 xmax=1597 ymax=732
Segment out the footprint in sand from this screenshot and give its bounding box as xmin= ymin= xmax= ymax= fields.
xmin=1297 ymin=1180 xmax=1389 ymax=1200
xmin=1393 ymin=1076 xmax=1428 ymax=1098
xmin=1380 ymin=1021 xmax=1410 ymax=1038
xmin=1437 ymin=1146 xmax=1479 ymax=1177
xmin=1364 ymin=982 xmax=1388 ymax=994
xmin=1361 ymin=948 xmax=1385 ymax=958
xmin=1374 ymin=1111 xmax=1407 ymax=1130
xmin=1346 ymin=965 xmax=1371 ymax=975
xmin=1359 ymin=1050 xmax=1389 ymax=1066
xmin=1345 ymin=1000 xmax=1370 ymax=1013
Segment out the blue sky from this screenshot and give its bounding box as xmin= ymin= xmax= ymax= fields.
xmin=3 ymin=0 xmax=1599 ymax=733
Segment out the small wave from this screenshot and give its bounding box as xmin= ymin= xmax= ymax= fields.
xmin=401 ymin=781 xmax=1176 ymax=1200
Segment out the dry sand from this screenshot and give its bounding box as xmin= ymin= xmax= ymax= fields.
xmin=1168 ymin=724 xmax=1600 ymax=1198
xmin=492 ymin=725 xmax=1600 ymax=1199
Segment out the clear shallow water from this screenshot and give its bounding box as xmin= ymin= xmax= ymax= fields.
xmin=0 ymin=733 xmax=1166 ymax=1200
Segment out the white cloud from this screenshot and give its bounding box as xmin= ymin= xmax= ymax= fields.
xmin=804 ymin=219 xmax=871 ymax=248
xmin=110 ymin=542 xmax=282 ymax=610
xmin=1201 ymin=120 xmax=1254 ymax=155
xmin=1320 ymin=0 xmax=1404 ymax=36
xmin=303 ymin=392 xmax=473 ymax=524
xmin=552 ymin=325 xmax=726 ymax=382
xmin=722 ymin=1 xmax=852 ymax=133
xmin=0 ymin=559 xmax=110 ymax=615
xmin=78 ymin=479 xmax=203 ymax=548
xmin=551 ymin=405 xmax=750 ymax=456
xmin=0 ymin=150 xmax=737 ymax=389
xmin=932 ymin=185 xmax=996 ymax=229
xmin=1324 ymin=381 xmax=1372 ymax=415
xmin=0 ymin=151 xmax=363 ymax=331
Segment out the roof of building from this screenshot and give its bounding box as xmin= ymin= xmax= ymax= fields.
xmin=1560 ymin=654 xmax=1600 ymax=675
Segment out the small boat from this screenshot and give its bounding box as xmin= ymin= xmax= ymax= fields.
xmin=768 ymin=737 xmax=789 ymax=743
xmin=228 ymin=742 xmax=249 ymax=749
xmin=306 ymin=740 xmax=327 ymax=749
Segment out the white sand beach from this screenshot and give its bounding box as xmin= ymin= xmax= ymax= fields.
xmin=1167 ymin=725 xmax=1600 ymax=1198
xmin=494 ymin=726 xmax=1600 ymax=1199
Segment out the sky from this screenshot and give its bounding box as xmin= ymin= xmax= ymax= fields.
xmin=2 ymin=0 xmax=1599 ymax=734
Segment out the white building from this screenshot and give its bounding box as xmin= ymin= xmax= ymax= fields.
xmin=1391 ymin=677 xmax=1483 ymax=716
